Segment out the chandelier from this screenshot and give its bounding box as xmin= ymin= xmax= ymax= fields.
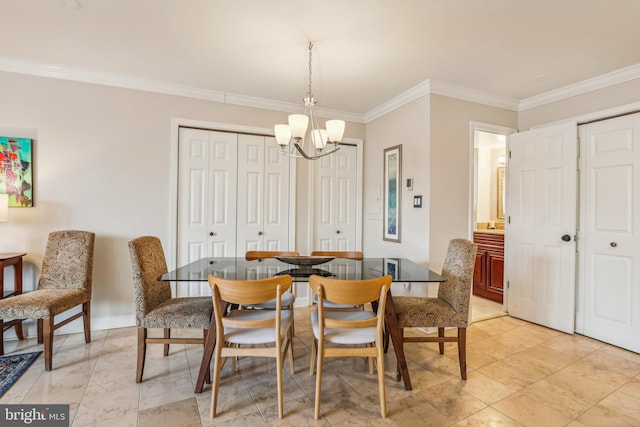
xmin=274 ymin=42 xmax=345 ymax=160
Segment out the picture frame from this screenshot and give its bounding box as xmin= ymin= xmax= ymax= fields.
xmin=383 ymin=258 xmax=399 ymax=280
xmin=383 ymin=144 xmax=401 ymax=242
xmin=0 ymin=137 xmax=33 ymax=207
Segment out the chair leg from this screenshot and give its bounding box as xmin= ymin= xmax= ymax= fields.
xmin=276 ymin=340 xmax=284 ymax=419
xmin=211 ymin=342 xmax=224 ymax=417
xmin=163 ymin=328 xmax=170 ymax=356
xmin=438 ymin=327 xmax=445 ymax=354
xmin=458 ymin=327 xmax=467 ymax=380
xmin=43 ymin=317 xmax=54 ymax=371
xmin=368 ymin=343 xmax=374 ymax=375
xmin=287 ymin=328 xmax=295 ymax=375
xmin=309 ymin=338 xmax=317 ymax=375
xmin=136 ymin=328 xmax=147 ymax=383
xmin=314 ymin=340 xmax=323 ymax=420
xmin=83 ymin=301 xmax=91 ymax=343
xmin=396 ymin=327 xmax=404 ymax=381
xmin=203 ymin=329 xmax=211 ymax=384
xmin=37 ymin=319 xmax=43 ymax=344
xmin=377 ymin=340 xmax=387 ymax=418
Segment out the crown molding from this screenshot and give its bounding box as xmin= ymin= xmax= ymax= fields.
xmin=364 ymin=79 xmax=520 ymax=123
xmin=0 ymin=57 xmax=365 ymax=123
xmin=2 ymin=56 xmax=638 ymax=122
xmin=518 ymin=63 xmax=640 ymax=111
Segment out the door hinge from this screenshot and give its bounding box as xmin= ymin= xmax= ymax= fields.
xmin=508 ymin=216 xmax=511 ymax=224
xmin=507 ymin=280 xmax=510 ymax=289
xmin=509 ymin=150 xmax=512 ymax=159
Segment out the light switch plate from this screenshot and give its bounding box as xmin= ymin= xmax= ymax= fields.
xmin=413 ymin=195 xmax=422 ymax=208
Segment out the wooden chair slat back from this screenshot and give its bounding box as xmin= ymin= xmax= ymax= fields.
xmin=309 ymin=275 xmax=392 ymax=306
xmin=208 ymin=275 xmax=292 ymax=305
xmin=245 ymin=251 xmax=300 ymax=260
xmin=310 ymin=251 xmax=364 ymax=260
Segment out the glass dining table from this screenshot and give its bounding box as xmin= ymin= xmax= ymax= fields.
xmin=161 ymin=256 xmax=445 ymax=392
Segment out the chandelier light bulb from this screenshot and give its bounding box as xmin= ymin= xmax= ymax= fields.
xmin=326 ymin=120 xmax=345 ymax=143
xmin=274 ymin=124 xmax=292 ymax=147
xmin=311 ymin=129 xmax=328 ymax=150
xmin=288 ymin=114 xmax=309 ymax=139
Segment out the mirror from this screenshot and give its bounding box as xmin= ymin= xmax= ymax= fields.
xmin=497 ymin=167 xmax=505 ymax=219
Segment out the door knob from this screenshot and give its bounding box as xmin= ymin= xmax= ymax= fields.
xmin=258 ymin=231 xmax=263 ymax=236
xmin=336 ymin=230 xmax=341 ymax=234
xmin=209 ymin=232 xmax=216 ymax=236
xmin=610 ymin=242 xmax=618 ymax=247
xmin=561 ymin=234 xmax=571 ymax=242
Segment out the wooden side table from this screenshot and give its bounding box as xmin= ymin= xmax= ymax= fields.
xmin=0 ymin=252 xmax=27 ymax=355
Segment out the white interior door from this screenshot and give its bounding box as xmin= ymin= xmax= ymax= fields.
xmin=236 ymin=134 xmax=292 ymax=254
xmin=579 ymin=113 xmax=640 ymax=353
xmin=313 ymin=144 xmax=358 ymax=251
xmin=178 ymin=128 xmax=237 ymax=295
xmin=236 ymin=134 xmax=264 ymax=253
xmin=506 ymin=122 xmax=577 ymax=333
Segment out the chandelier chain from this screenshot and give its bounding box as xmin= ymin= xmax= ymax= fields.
xmin=307 ymin=41 xmax=313 ymax=98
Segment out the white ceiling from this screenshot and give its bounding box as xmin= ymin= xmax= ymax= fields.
xmin=2 ymin=0 xmax=639 ymax=120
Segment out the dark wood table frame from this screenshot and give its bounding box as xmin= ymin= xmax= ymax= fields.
xmin=161 ymin=257 xmax=445 ymax=392
xmin=0 ymin=252 xmax=27 ymax=355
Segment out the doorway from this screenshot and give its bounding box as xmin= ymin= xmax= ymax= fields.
xmin=469 ymin=122 xmax=515 ymax=320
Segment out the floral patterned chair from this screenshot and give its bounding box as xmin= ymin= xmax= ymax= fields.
xmin=390 ymin=238 xmax=477 ymax=380
xmin=0 ymin=230 xmax=95 ymax=371
xmin=128 ymin=236 xmax=212 ymax=383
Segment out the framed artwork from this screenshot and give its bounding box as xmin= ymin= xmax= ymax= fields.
xmin=0 ymin=137 xmax=33 ymax=207
xmin=383 ymin=258 xmax=398 ymax=280
xmin=383 ymin=144 xmax=401 ymax=242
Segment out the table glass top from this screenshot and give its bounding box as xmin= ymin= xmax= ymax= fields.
xmin=161 ymin=257 xmax=445 ymax=283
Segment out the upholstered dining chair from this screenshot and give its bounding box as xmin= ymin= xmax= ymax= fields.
xmin=128 ymin=236 xmax=212 ymax=383
xmin=308 ymin=274 xmax=392 ymax=419
xmin=0 ymin=230 xmax=95 ymax=371
xmin=208 ymin=274 xmax=295 ymax=419
xmin=310 ymin=251 xmax=364 ymax=310
xmin=390 ymin=238 xmax=477 ymax=380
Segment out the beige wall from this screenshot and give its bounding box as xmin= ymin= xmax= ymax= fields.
xmin=0 ymin=71 xmax=365 ymax=334
xmin=363 ymin=97 xmax=430 ymax=263
xmin=429 ymin=95 xmax=516 ymax=272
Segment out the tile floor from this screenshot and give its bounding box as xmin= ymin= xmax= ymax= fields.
xmin=2 ymin=302 xmax=640 ymax=426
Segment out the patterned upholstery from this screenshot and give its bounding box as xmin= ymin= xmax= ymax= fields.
xmin=0 ymin=230 xmax=94 ymax=319
xmin=128 ymin=236 xmax=212 ymax=383
xmin=0 ymin=230 xmax=95 ymax=371
xmin=129 ymin=236 xmax=211 ymax=329
xmin=391 ymin=238 xmax=477 ymax=380
xmin=394 ymin=238 xmax=477 ymax=328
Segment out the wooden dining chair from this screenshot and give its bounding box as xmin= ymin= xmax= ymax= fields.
xmin=244 ymin=251 xmax=298 ymax=330
xmin=308 ymin=274 xmax=392 ymax=419
xmin=208 ymin=274 xmax=295 ymax=419
xmin=390 ymin=238 xmax=477 ymax=380
xmin=0 ymin=230 xmax=95 ymax=371
xmin=129 ymin=236 xmax=213 ymax=383
xmin=310 ymin=251 xmax=364 ymax=310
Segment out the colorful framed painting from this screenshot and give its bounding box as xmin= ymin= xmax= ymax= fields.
xmin=383 ymin=144 xmax=401 ymax=242
xmin=0 ymin=137 xmax=33 ymax=207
